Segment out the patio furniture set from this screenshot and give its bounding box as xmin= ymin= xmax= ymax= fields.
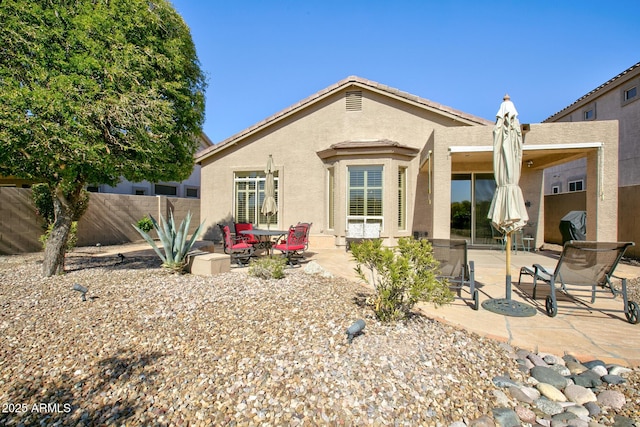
xmin=218 ymin=222 xmax=312 ymax=267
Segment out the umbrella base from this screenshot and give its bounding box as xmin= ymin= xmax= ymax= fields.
xmin=482 ymin=298 xmax=536 ymax=317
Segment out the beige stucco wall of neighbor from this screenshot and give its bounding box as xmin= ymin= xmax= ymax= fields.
xmin=199 ymin=88 xmax=477 ymax=248
xmin=0 ymin=189 xmax=201 ymax=254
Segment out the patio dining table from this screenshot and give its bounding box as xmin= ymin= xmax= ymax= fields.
xmin=239 ymin=229 xmax=288 ymax=256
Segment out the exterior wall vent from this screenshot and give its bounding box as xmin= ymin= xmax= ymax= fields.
xmin=346 ymin=91 xmax=362 ymax=111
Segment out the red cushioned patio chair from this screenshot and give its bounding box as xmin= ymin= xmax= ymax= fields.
xmin=218 ymin=224 xmax=254 ymax=267
xmin=234 ymin=222 xmax=260 ymax=247
xmin=273 ymin=222 xmax=312 ymax=266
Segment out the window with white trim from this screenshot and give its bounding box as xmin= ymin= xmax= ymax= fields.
xmin=234 ymin=172 xmax=278 ymax=226
xmin=328 ymin=168 xmax=335 ymax=229
xmin=623 ymin=86 xmax=637 ymax=105
xmin=397 ymin=167 xmax=407 ymax=229
xmin=185 ymin=187 xmax=199 ymax=198
xmin=568 ymin=180 xmax=583 ymax=192
xmin=552 ymin=185 xmax=560 ymax=194
xmin=347 ymin=166 xmax=383 ymax=233
xmin=155 ymin=184 xmax=177 ymax=196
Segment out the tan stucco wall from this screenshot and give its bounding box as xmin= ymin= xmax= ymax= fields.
xmin=199 ymin=88 xmax=475 ymax=247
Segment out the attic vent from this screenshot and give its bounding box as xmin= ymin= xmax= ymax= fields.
xmin=346 ymin=91 xmax=363 ymax=111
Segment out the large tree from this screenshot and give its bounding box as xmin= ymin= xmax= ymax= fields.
xmin=0 ymin=0 xmax=206 ymax=276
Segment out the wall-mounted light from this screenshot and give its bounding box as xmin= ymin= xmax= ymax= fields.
xmin=526 ymin=160 xmax=534 ymax=168
xmin=525 ymin=200 xmax=531 ymax=208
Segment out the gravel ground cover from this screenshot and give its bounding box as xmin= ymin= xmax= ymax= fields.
xmin=0 ymin=251 xmax=638 ymax=426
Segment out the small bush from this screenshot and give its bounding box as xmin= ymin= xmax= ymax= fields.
xmin=136 ymin=215 xmax=154 ymax=233
xmin=351 ymin=237 xmax=454 ymax=322
xmin=248 ymin=256 xmax=286 ymax=280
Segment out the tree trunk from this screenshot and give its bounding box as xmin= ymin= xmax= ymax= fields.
xmin=41 ymin=185 xmax=76 ymax=276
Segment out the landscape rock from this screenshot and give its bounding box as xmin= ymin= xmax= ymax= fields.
xmin=531 ymin=366 xmax=570 ymax=389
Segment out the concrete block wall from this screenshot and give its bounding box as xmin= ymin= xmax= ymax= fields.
xmin=0 ymin=187 xmax=43 ymax=254
xmin=619 ymin=185 xmax=640 ymax=259
xmin=0 ymin=189 xmax=201 ymax=254
xmin=543 ymin=191 xmax=586 ymax=245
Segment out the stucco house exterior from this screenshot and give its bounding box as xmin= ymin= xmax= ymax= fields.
xmin=543 ymin=61 xmax=639 ymax=193
xmin=196 ymin=76 xmax=619 ymax=250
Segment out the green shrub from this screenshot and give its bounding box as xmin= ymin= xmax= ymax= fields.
xmin=248 ymin=256 xmax=286 ymax=279
xmin=351 ymin=237 xmax=454 ymax=322
xmin=132 ymin=211 xmax=204 ymax=273
xmin=136 ymin=215 xmax=154 ymax=233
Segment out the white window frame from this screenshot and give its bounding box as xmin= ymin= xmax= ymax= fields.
xmin=327 ymin=167 xmax=335 ymax=230
xmin=185 ymin=186 xmax=199 ymax=198
xmin=234 ymin=172 xmax=278 ymax=227
xmin=623 ymin=85 xmax=637 ymax=106
xmin=397 ymin=166 xmax=407 ymax=230
xmin=568 ymin=179 xmax=584 ymax=192
xmin=346 ymin=165 xmax=384 ymax=234
xmin=551 ymin=185 xmax=560 ymax=194
xmin=154 ymin=184 xmax=177 ymax=196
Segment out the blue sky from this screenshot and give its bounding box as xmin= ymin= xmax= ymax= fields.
xmin=170 ymin=1 xmax=640 ymax=144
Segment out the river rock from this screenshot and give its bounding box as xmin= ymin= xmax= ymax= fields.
xmin=564 ymin=384 xmax=597 ymax=405
xmin=537 ymin=382 xmax=567 ymax=402
xmin=596 ymin=390 xmax=625 ymax=409
xmin=566 ymin=360 xmax=588 ymax=375
xmin=514 ymin=405 xmax=536 ymax=424
xmin=601 ymin=374 xmax=626 ymax=385
xmin=534 ymin=397 xmax=564 ymax=416
xmin=531 ymin=366 xmax=569 ymax=389
xmin=491 ymin=408 xmax=520 ymax=427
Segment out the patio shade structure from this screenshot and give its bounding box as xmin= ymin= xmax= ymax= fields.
xmin=261 ymin=154 xmax=278 ymax=229
xmin=482 ymin=95 xmax=535 ymax=317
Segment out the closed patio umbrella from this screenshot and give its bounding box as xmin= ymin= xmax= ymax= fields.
xmin=261 ymin=154 xmax=277 ymax=229
xmin=483 ymin=95 xmax=534 ymax=317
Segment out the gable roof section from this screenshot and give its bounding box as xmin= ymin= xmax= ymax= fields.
xmin=196 ymin=76 xmax=492 ymax=163
xmin=544 ymin=61 xmax=640 ymax=122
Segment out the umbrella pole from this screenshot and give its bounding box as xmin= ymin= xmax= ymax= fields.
xmin=505 ymin=232 xmax=512 ymax=299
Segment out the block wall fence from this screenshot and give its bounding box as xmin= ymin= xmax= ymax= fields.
xmin=0 ymin=188 xmax=200 ymax=255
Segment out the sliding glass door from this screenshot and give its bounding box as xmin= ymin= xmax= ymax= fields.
xmin=451 ymin=173 xmax=496 ymax=245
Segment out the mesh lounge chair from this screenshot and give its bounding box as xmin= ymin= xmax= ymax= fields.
xmin=273 ymin=222 xmax=311 ymax=266
xmin=518 ymin=240 xmax=638 ymax=323
xmin=428 ymin=238 xmax=479 ymax=310
xmin=218 ymin=224 xmax=254 ymax=267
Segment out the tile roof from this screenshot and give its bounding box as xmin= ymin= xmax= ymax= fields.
xmin=544 ymin=61 xmax=640 ymax=122
xmin=196 ymin=76 xmax=492 ymax=162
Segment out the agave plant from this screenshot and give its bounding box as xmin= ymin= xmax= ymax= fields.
xmin=132 ymin=210 xmax=204 ymax=272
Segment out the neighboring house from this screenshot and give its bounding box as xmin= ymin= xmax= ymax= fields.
xmin=543 ymin=61 xmax=640 ymax=257
xmin=89 ymin=133 xmax=213 ymax=198
xmin=196 ymin=76 xmax=619 ymax=250
xmin=544 ymin=61 xmax=640 ymax=193
xmin=1 ymin=133 xmax=213 ymax=199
